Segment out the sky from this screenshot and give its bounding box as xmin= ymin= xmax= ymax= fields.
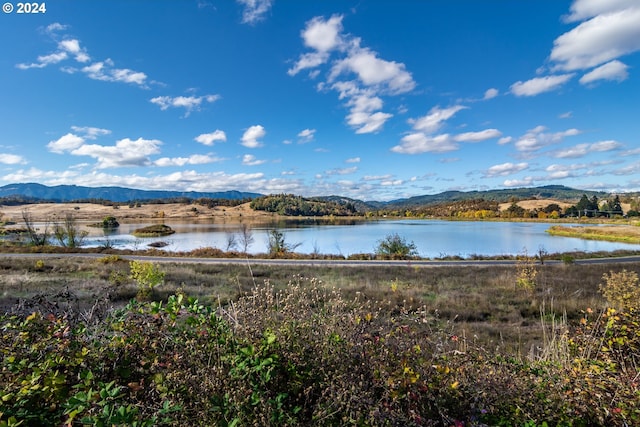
xmin=1 ymin=0 xmax=639 ymax=201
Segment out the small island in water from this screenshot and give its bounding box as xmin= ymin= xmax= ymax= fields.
xmin=131 ymin=224 xmax=175 ymax=237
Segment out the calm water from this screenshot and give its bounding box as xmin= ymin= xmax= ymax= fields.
xmin=81 ymin=219 xmax=640 ymax=258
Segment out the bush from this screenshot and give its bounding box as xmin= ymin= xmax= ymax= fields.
xmin=129 ymin=261 xmax=165 ymax=300
xmin=375 ymin=233 xmax=418 ymax=259
xmin=2 ymin=278 xmax=639 ymax=426
xmin=599 ymin=269 xmax=640 ymax=310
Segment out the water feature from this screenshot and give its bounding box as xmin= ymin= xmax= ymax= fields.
xmin=81 ymin=219 xmax=640 ymax=258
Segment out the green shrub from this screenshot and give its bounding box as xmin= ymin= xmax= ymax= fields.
xmin=375 ymin=233 xmax=418 ymax=259
xmin=129 ymin=261 xmax=165 ymax=301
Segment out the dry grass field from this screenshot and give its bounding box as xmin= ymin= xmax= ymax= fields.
xmin=0 ymin=201 xmax=277 ymax=224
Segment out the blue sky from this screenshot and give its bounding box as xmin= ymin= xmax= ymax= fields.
xmin=1 ymin=0 xmax=639 ymax=201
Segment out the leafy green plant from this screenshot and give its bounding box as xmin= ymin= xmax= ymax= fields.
xmin=516 ymin=250 xmax=537 ymax=294
xmin=375 ymin=233 xmax=418 ymax=259
xmin=129 ymin=261 xmax=165 ymax=301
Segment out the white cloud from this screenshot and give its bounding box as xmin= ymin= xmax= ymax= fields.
xmin=551 ymin=6 xmax=640 ymax=71
xmin=483 ymin=88 xmax=499 ymax=100
xmin=409 ymin=105 xmax=467 ymax=134
xmin=514 ymin=126 xmax=581 ymax=152
xmin=242 ymin=154 xmax=267 ymax=166
xmin=150 ymin=94 xmax=220 ymax=116
xmin=0 ymin=154 xmax=27 ymax=165
xmin=71 ymin=137 xmax=162 ymax=169
xmin=454 ymin=129 xmax=502 ymax=143
xmin=564 ymin=0 xmax=638 ymax=22
xmin=17 ymin=27 xmax=150 ymax=87
xmin=391 ymin=133 xmax=458 ymax=154
xmin=498 ymin=136 xmax=513 ymax=145
xmin=484 ymin=162 xmax=529 ymax=177
xmin=47 ymin=133 xmax=85 ymax=154
xmin=559 ymin=111 xmax=573 ymax=119
xmin=553 ymin=140 xmax=623 ymax=158
xmin=297 ymin=128 xmax=316 ymax=143
xmin=347 ymin=110 xmax=393 ymax=134
xmin=195 ymin=130 xmax=227 ymax=146
xmin=330 ymin=47 xmax=415 ymax=94
xmin=346 ymin=157 xmax=360 ymax=163
xmin=302 ymin=14 xmax=344 ymax=52
xmin=58 ymin=39 xmax=90 ymax=63
xmin=17 ymin=52 xmax=68 ymax=69
xmin=288 ymin=52 xmax=330 ymax=76
xmin=288 ymin=15 xmax=344 ymax=75
xmin=325 ymin=166 xmax=358 ymax=176
xmin=70 ymin=126 xmax=111 ymax=139
xmin=289 ymin=15 xmax=414 ymax=135
xmin=154 ymin=154 xmax=223 ymax=167
xmin=504 ymin=177 xmax=534 ymax=187
xmin=241 ymin=125 xmax=266 ymax=148
xmin=510 ymin=74 xmax=574 ymax=96
xmin=236 ymin=0 xmax=272 ymax=24
xmin=46 ymin=23 xmax=67 ymax=32
xmin=579 ymin=60 xmax=629 ymax=84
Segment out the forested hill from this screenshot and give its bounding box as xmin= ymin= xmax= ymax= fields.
xmin=0 ymin=183 xmax=261 ymax=203
xmin=383 ymin=185 xmax=609 ymax=209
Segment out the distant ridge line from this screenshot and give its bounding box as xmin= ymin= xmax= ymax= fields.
xmin=0 ymin=182 xmax=613 ymax=207
xmin=0 ymin=183 xmax=262 ymax=203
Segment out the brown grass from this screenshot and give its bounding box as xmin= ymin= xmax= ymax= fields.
xmin=0 ymin=201 xmax=280 ymax=223
xmin=2 ymin=255 xmax=637 ymax=356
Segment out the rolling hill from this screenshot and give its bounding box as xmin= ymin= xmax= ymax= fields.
xmin=0 ymin=183 xmax=261 ymax=203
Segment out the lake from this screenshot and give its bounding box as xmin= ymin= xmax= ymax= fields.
xmin=81 ymin=219 xmax=640 ymax=258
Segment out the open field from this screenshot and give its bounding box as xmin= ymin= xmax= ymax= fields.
xmin=0 ymin=201 xmax=280 ymax=223
xmin=1 ymin=254 xmax=636 ymax=353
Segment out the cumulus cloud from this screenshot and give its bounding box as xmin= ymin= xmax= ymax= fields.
xmin=70 ymin=126 xmax=111 ymax=139
xmin=510 ymin=74 xmax=575 ymax=96
xmin=551 ymin=6 xmax=640 ymax=71
xmin=71 ymin=137 xmax=162 ymax=169
xmin=391 ymin=133 xmax=458 ymax=154
xmin=236 ymin=0 xmax=273 ymax=24
xmin=297 ymin=128 xmax=316 ymax=143
xmin=195 ymin=130 xmax=227 ymax=146
xmin=154 ymin=154 xmax=223 ymax=167
xmin=579 ymin=60 xmax=629 ymax=84
xmin=483 ymin=88 xmax=499 ymax=100
xmin=241 ymin=125 xmax=266 ymax=148
xmin=324 ymin=166 xmax=358 ymax=176
xmin=392 ymin=105 xmax=502 ymax=154
xmin=47 ymin=133 xmax=86 ymax=154
xmin=242 ymin=154 xmax=267 ymax=166
xmin=504 ymin=177 xmax=534 ymax=187
xmin=514 ymin=126 xmax=581 ymax=153
xmin=0 ymin=154 xmax=27 ymax=165
xmin=409 ymin=105 xmax=467 ymax=134
xmin=346 ymin=157 xmax=361 ymax=163
xmin=484 ymin=162 xmax=529 ymax=177
xmin=150 ymin=94 xmax=221 ymax=116
xmin=289 ymin=15 xmax=415 ymax=134
xmin=454 ymin=129 xmax=502 ymax=143
xmin=552 ymin=140 xmax=623 ymax=158
xmin=330 ymin=47 xmax=415 ymax=94
xmin=17 ymin=25 xmax=150 ymax=87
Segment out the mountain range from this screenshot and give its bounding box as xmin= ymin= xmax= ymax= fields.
xmin=0 ymin=183 xmax=612 ymax=208
xmin=0 ymin=183 xmax=260 ymax=203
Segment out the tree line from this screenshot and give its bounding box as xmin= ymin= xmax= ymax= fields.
xmin=250 ymin=194 xmax=358 ymax=216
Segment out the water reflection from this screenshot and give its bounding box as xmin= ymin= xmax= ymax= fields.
xmin=80 ymin=219 xmax=640 ymax=258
